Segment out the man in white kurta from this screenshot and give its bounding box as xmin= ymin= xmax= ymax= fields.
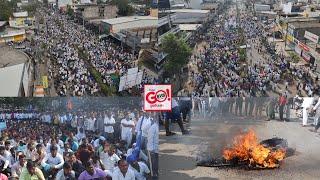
xmin=104 ymin=113 xmax=115 ymax=142
xmin=121 ymin=115 xmax=135 ymax=148
xmin=302 ymin=97 xmax=314 ymax=126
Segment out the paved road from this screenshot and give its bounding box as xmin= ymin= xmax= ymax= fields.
xmin=159 ymin=113 xmax=320 ymax=180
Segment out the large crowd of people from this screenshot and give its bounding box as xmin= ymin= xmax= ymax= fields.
xmin=0 ymin=103 xmax=159 ymax=179
xmin=32 ymin=7 xmax=153 ymax=96
xmin=191 ymin=95 xmax=320 ymax=133
xmin=186 ymin=4 xmax=319 ymax=97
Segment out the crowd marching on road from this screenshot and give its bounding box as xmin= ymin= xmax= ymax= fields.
xmin=31 ymin=7 xmax=153 ymax=96
xmin=186 ymin=3 xmax=319 ymax=98
xmin=0 ymin=103 xmax=159 ymax=180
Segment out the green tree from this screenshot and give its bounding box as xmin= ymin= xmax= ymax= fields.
xmin=21 ymin=2 xmax=39 ymax=16
xmin=0 ymin=0 xmax=19 ymax=21
xmin=97 ymin=0 xmax=104 ymax=4
xmin=67 ymin=5 xmax=74 ymax=17
xmin=161 ymin=33 xmax=192 ymax=76
xmin=111 ymin=0 xmax=134 ymax=16
xmin=43 ymin=0 xmax=48 ymax=6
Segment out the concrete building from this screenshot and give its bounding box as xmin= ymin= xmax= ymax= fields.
xmin=9 ymin=11 xmax=35 ymax=29
xmin=57 ymin=0 xmax=73 ymax=9
xmin=285 ymin=20 xmax=320 ymax=64
xmin=254 ymin=4 xmax=271 ymax=11
xmin=75 ymin=4 xmax=118 ymax=20
xmin=0 ymin=29 xmax=26 ymax=43
xmin=138 ymin=49 xmax=163 ymax=78
xmin=117 ymin=27 xmax=157 ymax=49
xmin=165 ymin=9 xmax=210 ymax=24
xmin=0 ymin=46 xmax=33 ymax=97
xmin=201 ymin=1 xmax=219 ymax=12
xmin=102 ymin=16 xmax=157 ymax=34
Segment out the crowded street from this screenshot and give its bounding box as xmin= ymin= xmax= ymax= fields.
xmin=184 ymin=0 xmax=319 ymax=97
xmin=30 ymin=7 xmax=153 ymax=96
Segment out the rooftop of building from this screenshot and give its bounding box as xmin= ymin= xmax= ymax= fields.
xmin=0 ymin=21 xmax=6 ymax=27
xmin=166 ymin=9 xmax=210 ymax=14
xmin=102 ymin=16 xmax=157 ymax=25
xmin=0 ymin=46 xmax=30 ymax=68
xmin=13 ymin=11 xmax=28 ymax=18
xmin=290 ymin=21 xmax=320 ymax=29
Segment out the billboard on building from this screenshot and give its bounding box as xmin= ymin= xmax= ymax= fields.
xmin=304 ymin=31 xmax=319 ymax=44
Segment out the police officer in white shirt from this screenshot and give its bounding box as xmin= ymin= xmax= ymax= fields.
xmin=121 ymin=114 xmax=135 ymax=149
xmin=112 ymin=159 xmax=135 ymax=180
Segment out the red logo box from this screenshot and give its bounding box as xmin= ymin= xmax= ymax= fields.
xmin=144 ymin=84 xmax=172 ymax=112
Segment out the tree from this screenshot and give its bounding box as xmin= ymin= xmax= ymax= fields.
xmin=43 ymin=0 xmax=48 ymax=6
xmin=97 ymin=0 xmax=104 ymax=4
xmin=0 ymin=0 xmax=18 ymax=21
xmin=111 ymin=0 xmax=134 ymax=16
xmin=21 ymin=2 xmax=39 ymax=16
xmin=67 ymin=5 xmax=74 ymax=17
xmin=161 ymin=33 xmax=192 ymax=76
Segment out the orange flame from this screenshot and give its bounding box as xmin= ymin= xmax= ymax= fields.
xmin=223 ymin=130 xmax=286 ymax=168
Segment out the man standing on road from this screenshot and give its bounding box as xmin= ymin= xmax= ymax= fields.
xmin=164 ymin=98 xmax=189 ymax=136
xmin=279 ymin=93 xmax=287 ymax=122
xmin=147 ymin=113 xmax=159 ymax=179
xmin=302 ymin=97 xmax=314 ymax=126
xmin=310 ymin=96 xmax=320 ymax=132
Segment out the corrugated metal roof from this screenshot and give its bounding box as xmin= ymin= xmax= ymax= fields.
xmin=0 ymin=21 xmax=6 ymax=27
xmin=167 ymin=9 xmax=210 ymax=14
xmin=179 ymin=24 xmax=202 ymax=31
xmin=102 ymin=16 xmax=157 ymax=25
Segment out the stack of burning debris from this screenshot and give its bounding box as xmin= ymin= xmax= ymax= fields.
xmin=197 ymin=130 xmax=295 ymax=170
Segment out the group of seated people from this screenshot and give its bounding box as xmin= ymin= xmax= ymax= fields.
xmin=0 ymin=105 xmax=159 ymax=180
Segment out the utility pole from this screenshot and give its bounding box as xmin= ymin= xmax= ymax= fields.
xmin=284 ymin=17 xmax=288 ymax=50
